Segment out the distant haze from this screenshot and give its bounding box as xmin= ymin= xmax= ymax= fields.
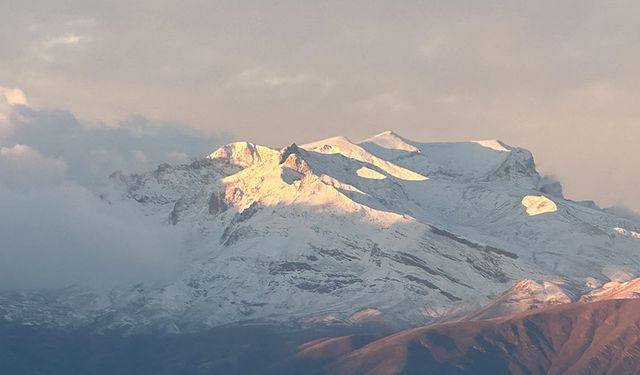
xmin=1 ymin=1 xmax=639 ymax=211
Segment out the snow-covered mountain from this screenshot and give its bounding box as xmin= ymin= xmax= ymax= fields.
xmin=2 ymin=131 xmax=640 ymax=332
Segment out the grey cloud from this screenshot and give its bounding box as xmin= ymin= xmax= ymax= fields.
xmin=0 ymin=144 xmax=186 ymax=290
xmin=2 ymin=105 xmax=230 ymax=189
xmin=0 ymin=99 xmax=229 ymax=291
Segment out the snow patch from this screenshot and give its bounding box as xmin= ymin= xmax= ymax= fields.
xmin=472 ymin=139 xmax=511 ymax=152
xmin=613 ymin=227 xmax=640 ymax=239
xmin=350 ymin=308 xmax=381 ymax=321
xmin=585 ymin=277 xmax=602 ymax=289
xmin=356 ymin=167 xmax=386 ymax=180
xmin=522 ymin=195 xmax=558 ymax=216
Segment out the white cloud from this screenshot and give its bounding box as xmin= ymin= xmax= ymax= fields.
xmin=0 ymin=86 xmax=28 ymax=106
xmin=38 ymin=33 xmax=88 ymax=61
xmin=358 ymin=92 xmax=412 ymax=113
xmin=43 ymin=33 xmax=85 ymax=47
xmin=0 ymin=86 xmax=27 ymax=127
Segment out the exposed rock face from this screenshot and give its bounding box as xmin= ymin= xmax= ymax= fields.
xmin=169 ymin=196 xmax=192 ymax=225
xmin=489 ymin=147 xmax=540 ymax=184
xmin=282 ymin=151 xmax=313 ymax=175
xmin=208 ymin=190 xmax=227 ymax=214
xmin=538 ymin=175 xmax=564 ymax=198
xmin=279 ymin=143 xmax=302 ymax=164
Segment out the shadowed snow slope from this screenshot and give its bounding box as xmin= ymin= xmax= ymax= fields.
xmin=2 ymin=130 xmax=640 ymax=333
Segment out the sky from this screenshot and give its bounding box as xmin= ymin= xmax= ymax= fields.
xmin=0 ymin=2 xmax=639 ymax=210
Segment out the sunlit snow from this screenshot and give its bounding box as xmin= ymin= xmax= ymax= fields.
xmin=522 ymin=195 xmax=558 ymax=216
xmin=356 ymin=166 xmax=386 ymax=180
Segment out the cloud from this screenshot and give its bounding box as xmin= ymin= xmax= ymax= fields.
xmin=0 ymin=145 xmax=186 ymax=290
xmin=0 ymin=89 xmax=230 ymax=291
xmin=44 ymin=33 xmax=85 ymax=47
xmin=1 ymin=86 xmax=27 ymax=106
xmin=1 ymin=98 xmax=230 ymax=189
xmin=358 ymin=92 xmax=412 ymax=113
xmin=0 ymin=86 xmax=27 ymax=124
xmin=230 ymin=67 xmax=336 ymax=93
xmin=37 ymin=33 xmax=89 ymax=61
xmin=0 ymin=144 xmax=66 ymax=191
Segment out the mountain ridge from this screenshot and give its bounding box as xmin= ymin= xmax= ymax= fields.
xmin=1 ymin=130 xmax=639 ymax=333
xmin=295 ymin=298 xmax=640 ymax=375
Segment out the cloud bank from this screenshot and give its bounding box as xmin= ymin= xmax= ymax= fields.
xmin=0 ymin=88 xmax=229 ymax=291
xmin=1 ymin=90 xmax=229 ymax=188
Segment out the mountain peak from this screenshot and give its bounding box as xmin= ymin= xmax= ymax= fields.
xmin=208 ymin=141 xmax=277 ymax=167
xmin=370 ymin=130 xmax=403 ymax=140
xmin=359 ymin=130 xmax=420 ymax=153
xmin=300 ymin=135 xmax=356 ymax=152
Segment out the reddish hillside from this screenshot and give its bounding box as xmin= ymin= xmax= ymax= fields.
xmin=296 ymin=299 xmax=640 ymax=375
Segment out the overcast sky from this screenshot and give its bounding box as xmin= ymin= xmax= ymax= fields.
xmin=1 ymin=0 xmax=639 ymax=211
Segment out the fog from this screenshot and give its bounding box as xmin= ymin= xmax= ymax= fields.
xmin=0 ymin=90 xmax=228 ymax=290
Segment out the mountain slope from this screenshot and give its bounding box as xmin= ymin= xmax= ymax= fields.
xmin=581 ymin=277 xmax=640 ymax=302
xmin=297 ymin=299 xmax=640 ymax=375
xmin=463 ymin=278 xmax=572 ymax=320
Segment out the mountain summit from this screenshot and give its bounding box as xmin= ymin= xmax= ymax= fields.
xmin=3 ymin=131 xmax=639 ymax=332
